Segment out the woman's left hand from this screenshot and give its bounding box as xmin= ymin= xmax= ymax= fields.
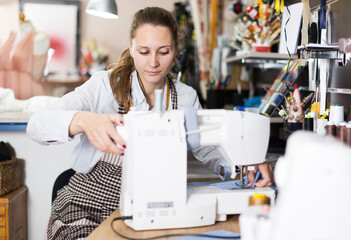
xmin=246 ymin=162 xmax=275 ymax=187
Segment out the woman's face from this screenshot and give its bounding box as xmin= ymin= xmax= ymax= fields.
xmin=130 ymin=24 xmax=176 ymax=87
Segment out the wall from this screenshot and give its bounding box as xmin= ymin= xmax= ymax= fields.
xmin=0 ymin=0 xmax=18 ymax=45
xmin=0 ymin=131 xmax=78 ymax=240
xmin=328 ymin=0 xmax=351 ymax=109
xmin=80 ymin=0 xmax=178 ymax=63
xmin=0 ymin=0 xmax=177 ymax=64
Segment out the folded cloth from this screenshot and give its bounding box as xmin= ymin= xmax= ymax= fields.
xmin=0 ymin=87 xmax=58 ymax=113
xmin=188 ymin=170 xmax=262 ymax=190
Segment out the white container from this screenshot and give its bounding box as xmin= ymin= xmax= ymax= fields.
xmin=329 ymin=105 xmax=344 ymax=125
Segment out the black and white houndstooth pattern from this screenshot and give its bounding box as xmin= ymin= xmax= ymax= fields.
xmin=169 ymin=78 xmax=178 ymax=109
xmin=118 ymin=78 xmax=178 ymax=114
xmin=47 ymin=154 xmax=123 ymax=239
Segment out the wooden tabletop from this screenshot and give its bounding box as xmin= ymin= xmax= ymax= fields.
xmin=87 ymin=209 xmax=240 ymax=239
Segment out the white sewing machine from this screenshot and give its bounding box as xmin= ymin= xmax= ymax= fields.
xmin=239 ymin=131 xmax=351 ymax=240
xmin=118 ymin=108 xmax=275 ymax=231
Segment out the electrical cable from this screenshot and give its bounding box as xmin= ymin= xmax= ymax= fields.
xmin=110 ymin=216 xmax=241 ymax=240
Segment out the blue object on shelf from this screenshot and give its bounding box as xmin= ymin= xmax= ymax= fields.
xmin=243 ymin=96 xmax=262 ymax=107
xmin=0 ymin=122 xmax=27 ymax=131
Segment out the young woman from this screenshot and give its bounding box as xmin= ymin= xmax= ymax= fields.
xmin=27 ymin=7 xmax=274 ymax=239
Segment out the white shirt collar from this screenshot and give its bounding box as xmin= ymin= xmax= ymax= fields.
xmin=130 ymin=70 xmax=168 ymax=111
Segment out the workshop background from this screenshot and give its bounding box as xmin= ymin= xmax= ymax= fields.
xmin=0 ymin=0 xmax=351 ymax=239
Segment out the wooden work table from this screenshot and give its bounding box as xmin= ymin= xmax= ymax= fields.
xmin=87 ymin=209 xmax=240 ymax=239
xmin=88 ymin=161 xmax=242 ymax=239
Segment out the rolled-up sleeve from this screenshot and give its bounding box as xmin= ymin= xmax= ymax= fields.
xmin=175 ymin=82 xmax=234 ymax=180
xmin=192 ymin=146 xmax=234 ymax=180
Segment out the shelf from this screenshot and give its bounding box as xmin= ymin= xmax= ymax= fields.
xmin=0 ymin=112 xmax=32 ymax=123
xmin=226 ymin=52 xmax=298 ymax=66
xmin=299 ymin=49 xmax=341 ymax=60
xmin=270 ymin=117 xmax=284 ymax=123
xmin=297 ymin=43 xmax=342 ymax=60
xmin=328 ymin=87 xmax=351 ymax=95
xmin=302 ymin=50 xmax=340 ymax=60
xmin=45 ymin=73 xmax=88 ymax=84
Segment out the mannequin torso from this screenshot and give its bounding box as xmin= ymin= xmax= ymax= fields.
xmin=0 ymin=13 xmax=50 ymax=99
xmin=17 ymin=14 xmax=50 ymax=56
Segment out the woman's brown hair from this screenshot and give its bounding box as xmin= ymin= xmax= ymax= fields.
xmin=108 ymin=7 xmax=178 ymax=112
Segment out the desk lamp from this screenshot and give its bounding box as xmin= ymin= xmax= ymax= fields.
xmin=86 ymin=0 xmax=118 ymax=19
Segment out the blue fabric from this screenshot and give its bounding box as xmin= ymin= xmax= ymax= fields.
xmin=243 ymin=96 xmax=262 ymax=107
xmin=182 ymin=106 xmax=200 ymax=150
xmin=188 ymin=170 xmax=262 ymax=190
xmin=177 ymin=230 xmax=240 ymax=239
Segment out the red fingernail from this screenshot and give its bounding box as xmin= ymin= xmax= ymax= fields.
xmin=121 ymin=153 xmax=124 ymax=156
xmin=120 ymin=121 xmax=124 ymax=124
xmin=123 ymin=144 xmax=126 ymax=149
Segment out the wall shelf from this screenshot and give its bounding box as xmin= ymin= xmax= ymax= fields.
xmin=226 ymin=52 xmax=297 ymax=64
xmin=297 ymin=44 xmax=341 ymax=61
xmin=328 ymin=87 xmax=351 ymax=95
xmin=226 ymin=52 xmax=298 ymax=69
xmin=300 ymin=50 xmax=340 ymax=60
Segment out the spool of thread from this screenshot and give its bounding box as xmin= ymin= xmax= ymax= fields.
xmin=259 ymin=102 xmax=276 ymax=117
xmin=329 ymin=105 xmax=344 ymax=125
xmin=248 ymin=193 xmax=271 ymax=206
xmin=269 ymin=92 xmax=284 ymax=107
xmin=346 ymin=123 xmax=351 ymax=147
xmin=271 ymin=80 xmax=284 ymax=92
xmin=324 ymin=109 xmax=330 ymax=121
xmin=337 ymin=121 xmax=347 ymax=143
xmin=325 ymin=121 xmax=337 ymax=137
xmin=303 ymin=116 xmax=314 ymax=131
xmin=271 ymin=80 xmax=281 ymax=92
xmin=316 ymin=118 xmax=327 ymax=135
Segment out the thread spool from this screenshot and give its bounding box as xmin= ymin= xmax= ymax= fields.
xmin=303 ymin=116 xmax=314 ymax=131
xmin=346 ymin=123 xmax=351 ymax=147
xmin=268 ymin=92 xmax=284 ymax=107
xmin=248 ymin=193 xmax=271 ymax=206
xmin=325 ymin=121 xmax=337 ymax=137
xmin=329 ymin=105 xmax=344 ymax=125
xmin=337 ymin=121 xmax=347 ymax=143
xmin=316 ymin=118 xmax=327 ymax=135
xmin=259 ymin=102 xmax=276 ymax=117
xmin=271 ymin=80 xmax=284 ymax=92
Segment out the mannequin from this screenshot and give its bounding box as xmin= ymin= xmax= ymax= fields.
xmin=17 ymin=12 xmax=50 ymax=82
xmin=17 ymin=12 xmax=50 ymax=57
xmin=0 ymin=13 xmax=50 ymax=99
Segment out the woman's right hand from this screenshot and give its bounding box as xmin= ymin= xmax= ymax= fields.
xmin=69 ymin=111 xmax=126 ymax=154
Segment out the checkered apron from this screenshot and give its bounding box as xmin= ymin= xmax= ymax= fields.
xmin=47 ymin=154 xmax=123 ymax=240
xmin=47 ymin=79 xmax=178 ymax=240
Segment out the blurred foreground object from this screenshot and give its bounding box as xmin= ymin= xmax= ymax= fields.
xmin=240 ymin=131 xmax=351 ymax=240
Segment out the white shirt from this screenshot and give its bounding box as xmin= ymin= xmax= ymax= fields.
xmin=27 ymin=70 xmax=233 ymax=179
